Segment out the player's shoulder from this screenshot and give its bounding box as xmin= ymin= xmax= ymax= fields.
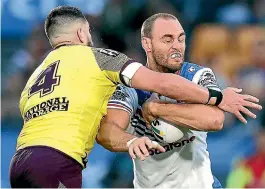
xmin=91 ymin=47 xmax=120 ymax=57
xmin=134 ymin=89 xmax=152 ymax=106
xmin=51 ymin=45 xmax=93 ymax=64
xmin=57 ymin=45 xmax=92 ymax=54
xmin=115 ymin=84 xmax=136 ymax=94
xmin=90 ymin=47 xmax=131 ymax=71
xmin=179 ymin=62 xmax=206 ymax=77
xmin=180 ymin=62 xmax=214 ymax=81
xmin=112 ymin=85 xmax=151 ymax=106
xmin=111 ymin=85 xmax=137 ymax=101
xmin=180 ymin=62 xmax=219 ymax=88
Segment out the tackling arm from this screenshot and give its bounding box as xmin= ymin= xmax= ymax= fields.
xmin=130 ymin=66 xmax=212 ymax=105
xmin=98 ymin=48 xmax=261 ymax=124
xmin=143 ymin=100 xmax=225 ymax=131
xmin=129 ymin=66 xmax=261 ymax=124
xmin=94 ymin=48 xmax=212 ymax=105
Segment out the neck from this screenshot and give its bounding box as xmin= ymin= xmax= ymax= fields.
xmin=53 ymin=41 xmax=75 ymax=49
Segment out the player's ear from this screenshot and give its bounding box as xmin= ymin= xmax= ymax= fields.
xmin=77 ymin=28 xmax=86 ymax=44
xmin=142 ymin=37 xmax=152 ymax=52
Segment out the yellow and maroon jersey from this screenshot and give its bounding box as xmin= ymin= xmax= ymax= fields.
xmin=17 ymin=45 xmax=142 ymax=167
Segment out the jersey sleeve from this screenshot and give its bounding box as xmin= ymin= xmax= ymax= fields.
xmin=91 ymin=48 xmax=143 ymax=87
xmin=180 ymin=62 xmax=221 ymax=91
xmin=107 ymin=85 xmax=138 ymax=115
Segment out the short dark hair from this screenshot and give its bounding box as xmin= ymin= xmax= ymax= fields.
xmin=45 ymin=6 xmax=86 ymax=39
xmin=141 ymin=13 xmax=177 ymax=38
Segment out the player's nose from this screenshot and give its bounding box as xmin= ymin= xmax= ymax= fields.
xmin=172 ymin=40 xmax=182 ymax=50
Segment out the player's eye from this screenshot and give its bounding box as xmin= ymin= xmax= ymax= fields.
xmin=178 ymin=35 xmax=185 ymax=43
xmin=163 ymin=37 xmax=173 ymax=43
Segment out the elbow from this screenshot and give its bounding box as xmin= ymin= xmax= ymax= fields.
xmin=208 ymin=110 xmax=225 ymax=131
xmin=96 ymin=132 xmax=116 ymax=152
xmin=211 ymin=118 xmax=224 ymax=131
xmin=96 ymin=132 xmax=104 ymax=146
xmin=96 ymin=132 xmax=111 ymax=150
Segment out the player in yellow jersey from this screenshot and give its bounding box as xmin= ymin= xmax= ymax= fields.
xmin=9 ymin=6 xmax=262 ymax=188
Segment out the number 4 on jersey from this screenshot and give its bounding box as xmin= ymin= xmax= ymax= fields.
xmin=28 ymin=61 xmax=61 ymax=98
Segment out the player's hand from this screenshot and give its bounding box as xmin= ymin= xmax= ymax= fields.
xmin=218 ymin=87 xmax=262 ymax=124
xmin=142 ymin=93 xmax=161 ymax=128
xmin=128 ymin=137 xmax=165 ymax=161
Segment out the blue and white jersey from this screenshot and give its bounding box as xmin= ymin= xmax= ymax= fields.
xmin=107 ymin=62 xmax=221 ymax=188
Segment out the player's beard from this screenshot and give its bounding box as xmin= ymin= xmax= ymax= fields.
xmin=152 ymin=45 xmax=183 ymax=73
xmin=87 ymin=34 xmax=94 ymax=47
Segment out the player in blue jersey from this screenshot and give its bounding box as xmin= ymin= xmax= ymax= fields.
xmin=97 ymin=13 xmax=262 ymax=188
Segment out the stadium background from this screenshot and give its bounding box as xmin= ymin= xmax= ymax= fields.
xmin=1 ymin=0 xmax=265 ymax=187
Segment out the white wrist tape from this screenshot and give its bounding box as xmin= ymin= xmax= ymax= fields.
xmin=151 ymin=141 xmax=159 ymax=147
xmin=126 ymin=137 xmax=138 ymax=148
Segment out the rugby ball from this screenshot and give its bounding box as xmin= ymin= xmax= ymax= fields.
xmin=151 ymin=118 xmax=184 ymax=144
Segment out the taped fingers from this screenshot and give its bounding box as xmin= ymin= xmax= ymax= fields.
xmin=152 ymin=141 xmax=166 ymax=153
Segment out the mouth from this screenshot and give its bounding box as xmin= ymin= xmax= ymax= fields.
xmin=170 ymin=52 xmax=182 ymax=59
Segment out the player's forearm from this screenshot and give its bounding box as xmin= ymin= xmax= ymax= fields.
xmin=157 ymin=74 xmax=211 ymax=104
xmin=150 ymin=103 xmax=225 ymax=131
xmin=96 ymin=122 xmax=136 ymax=152
xmin=132 ymin=67 xmax=214 ymax=104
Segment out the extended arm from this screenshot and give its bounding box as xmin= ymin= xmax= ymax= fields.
xmin=130 ymin=66 xmax=262 ymax=124
xmin=94 ymin=48 xmax=211 ymax=105
xmin=128 ymin=66 xmax=261 ymax=124
xmin=98 ymin=48 xmax=261 ymax=124
xmin=131 ymin=66 xmax=210 ymax=104
xmin=144 ymin=100 xmax=225 ymax=131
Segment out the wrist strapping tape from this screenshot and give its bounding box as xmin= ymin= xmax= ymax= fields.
xmin=126 ymin=137 xmax=138 ymax=148
xmin=207 ymin=88 xmax=223 ymax=106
